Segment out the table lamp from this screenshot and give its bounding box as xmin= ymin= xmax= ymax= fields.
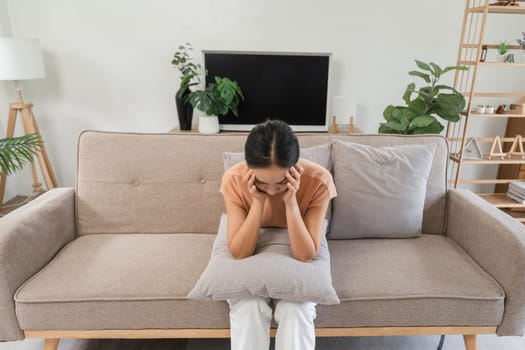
xmin=0 ymin=37 xmax=58 ymax=205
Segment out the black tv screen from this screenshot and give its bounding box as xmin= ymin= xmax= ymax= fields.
xmin=203 ymin=51 xmax=331 ymax=131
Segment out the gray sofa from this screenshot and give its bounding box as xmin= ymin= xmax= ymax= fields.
xmin=1 ymin=131 xmax=525 ymax=350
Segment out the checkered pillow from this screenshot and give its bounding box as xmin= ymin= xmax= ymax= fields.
xmin=187 ymin=214 xmax=339 ymax=305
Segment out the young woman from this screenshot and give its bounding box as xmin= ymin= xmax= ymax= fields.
xmin=219 ymin=119 xmax=337 ymax=350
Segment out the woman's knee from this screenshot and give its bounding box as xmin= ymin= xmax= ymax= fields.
xmin=274 ymin=300 xmax=317 ymax=323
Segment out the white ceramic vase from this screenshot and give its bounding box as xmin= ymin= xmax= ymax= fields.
xmin=198 ymin=115 xmax=220 ymax=134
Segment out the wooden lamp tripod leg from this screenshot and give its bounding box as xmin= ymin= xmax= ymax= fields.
xmin=19 ymin=107 xmax=45 ymax=195
xmin=26 ymin=108 xmax=58 ymax=187
xmin=0 ymin=107 xmax=27 ymax=205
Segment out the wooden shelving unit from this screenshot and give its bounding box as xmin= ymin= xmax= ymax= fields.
xmin=446 ymin=0 xmax=525 ymax=221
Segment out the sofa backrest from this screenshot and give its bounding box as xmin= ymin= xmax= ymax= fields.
xmin=75 ymin=131 xmax=448 ymax=236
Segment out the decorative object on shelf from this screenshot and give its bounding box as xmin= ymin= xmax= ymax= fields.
xmin=329 ymin=116 xmax=340 ymax=133
xmin=517 ymin=32 xmax=525 ymax=63
xmin=497 ymin=41 xmax=515 ymax=63
xmin=507 ymin=135 xmax=525 ymax=159
xmin=462 ymin=137 xmax=484 ymax=160
xmin=485 ymin=104 xmax=495 ymax=114
xmin=172 ymin=43 xmax=201 ymax=131
xmin=0 ymin=37 xmax=58 ymax=205
xmin=379 ymin=60 xmax=468 ymax=134
xmin=488 ymin=136 xmax=506 ymax=160
xmin=495 ymin=104 xmax=507 ymax=114
xmin=506 ymin=181 xmax=525 ymax=204
xmin=475 ymin=104 xmax=486 ymax=114
xmin=480 ymin=45 xmax=488 ymax=62
xmin=186 ymin=76 xmax=244 ymax=134
xmin=348 ymin=117 xmax=361 ymax=134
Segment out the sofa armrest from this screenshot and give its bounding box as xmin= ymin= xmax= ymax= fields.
xmin=0 ymin=187 xmax=76 ymax=341
xmin=447 ymin=189 xmax=525 ymax=336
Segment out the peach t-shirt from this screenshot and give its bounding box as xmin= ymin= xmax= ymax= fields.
xmin=220 ymin=158 xmax=337 ymax=228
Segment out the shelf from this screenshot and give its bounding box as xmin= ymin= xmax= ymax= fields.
xmin=467 ymin=5 xmax=525 ymax=14
xmin=450 ymin=154 xmax=525 ymax=164
xmin=501 ymin=209 xmax=525 ymax=222
xmin=461 ymin=92 xmax=525 ymax=97
xmin=462 ymin=112 xmax=525 ymax=118
xmin=461 ymin=44 xmax=522 ymax=49
xmin=458 ymin=61 xmax=525 ymax=66
xmin=479 ymin=193 xmax=525 ymax=208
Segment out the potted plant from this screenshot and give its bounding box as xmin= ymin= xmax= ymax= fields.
xmin=378 ymin=60 xmax=468 ymax=134
xmin=171 ymin=43 xmax=201 ymax=130
xmin=186 ymin=76 xmax=244 ymax=134
xmin=497 ymin=40 xmax=514 ymax=63
xmin=0 ymin=133 xmax=42 ymax=176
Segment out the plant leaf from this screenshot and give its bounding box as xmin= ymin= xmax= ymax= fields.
xmin=403 ymin=83 xmax=416 ymax=105
xmin=415 ymin=60 xmax=432 ymax=72
xmin=408 ymin=71 xmax=431 ymax=83
xmin=411 ymin=115 xmax=435 ymax=128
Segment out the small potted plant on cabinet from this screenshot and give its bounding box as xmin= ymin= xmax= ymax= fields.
xmin=186 ymin=76 xmax=244 ymax=134
xmin=171 ymin=43 xmax=201 ymax=130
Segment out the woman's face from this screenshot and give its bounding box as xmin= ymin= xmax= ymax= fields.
xmin=252 ymin=165 xmax=290 ymax=196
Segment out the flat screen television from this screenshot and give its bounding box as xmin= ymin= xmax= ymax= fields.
xmin=203 ymin=51 xmax=331 ymax=132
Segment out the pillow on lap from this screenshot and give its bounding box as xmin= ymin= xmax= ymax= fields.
xmin=187 ymin=214 xmax=340 ymax=305
xmin=329 ymin=140 xmax=437 ymax=239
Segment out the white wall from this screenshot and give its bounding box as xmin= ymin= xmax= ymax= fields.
xmin=1 ymin=0 xmax=524 ymax=196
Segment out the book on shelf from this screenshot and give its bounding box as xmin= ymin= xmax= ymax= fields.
xmin=508 ymin=181 xmax=525 ymax=196
xmin=506 ymin=190 xmax=525 ymax=204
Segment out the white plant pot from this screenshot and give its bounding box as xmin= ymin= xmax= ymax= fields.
xmin=198 ymin=115 xmax=220 ymax=134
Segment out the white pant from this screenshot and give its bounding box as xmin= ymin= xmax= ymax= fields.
xmin=227 ymin=297 xmax=317 ymax=350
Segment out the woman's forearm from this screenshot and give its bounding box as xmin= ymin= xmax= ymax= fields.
xmin=229 ymin=200 xmax=265 ymax=259
xmin=285 ymin=199 xmax=316 ymax=262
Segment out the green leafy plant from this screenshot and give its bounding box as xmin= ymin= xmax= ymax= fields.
xmin=171 ymin=43 xmax=201 ymax=98
xmin=0 ymin=133 xmax=42 ymax=175
xmin=379 ymin=60 xmax=468 ymax=135
xmin=186 ymin=76 xmax=244 ymax=117
xmin=498 ymin=40 xmax=510 ymax=55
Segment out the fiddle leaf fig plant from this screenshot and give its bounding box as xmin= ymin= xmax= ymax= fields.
xmin=186 ymin=76 xmax=244 ymax=117
xmin=379 ymin=60 xmax=469 ymax=134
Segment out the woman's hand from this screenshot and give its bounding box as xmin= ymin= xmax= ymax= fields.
xmin=282 ymin=164 xmax=304 ymax=204
xmin=244 ymin=168 xmax=268 ymax=204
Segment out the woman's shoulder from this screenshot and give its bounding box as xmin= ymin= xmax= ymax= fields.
xmin=298 ymin=158 xmax=332 ymax=179
xmin=223 ymin=161 xmax=249 ymax=179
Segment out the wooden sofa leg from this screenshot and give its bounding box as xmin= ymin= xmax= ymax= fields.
xmin=43 ymin=338 xmax=60 ymax=350
xmin=463 ymin=334 xmax=476 ymax=350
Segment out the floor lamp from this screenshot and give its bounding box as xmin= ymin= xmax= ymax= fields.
xmin=0 ymin=37 xmax=58 ymax=206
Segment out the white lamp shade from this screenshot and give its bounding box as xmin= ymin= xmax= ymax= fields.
xmin=0 ymin=37 xmax=46 ymax=80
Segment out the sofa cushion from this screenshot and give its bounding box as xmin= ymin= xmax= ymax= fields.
xmin=14 ymin=233 xmax=231 ymax=329
xmin=187 ymin=214 xmax=339 ymax=305
xmin=316 ymin=234 xmax=505 ymax=327
xmin=329 ymin=140 xmax=436 ymax=239
xmin=223 ymin=142 xmax=332 ymax=170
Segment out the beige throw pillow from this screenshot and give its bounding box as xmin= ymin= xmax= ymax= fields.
xmin=187 ymin=214 xmax=340 ymax=305
xmin=329 ymin=140 xmax=437 ymax=239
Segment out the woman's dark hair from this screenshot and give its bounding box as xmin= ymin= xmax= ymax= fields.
xmin=245 ymin=119 xmax=299 ymax=168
